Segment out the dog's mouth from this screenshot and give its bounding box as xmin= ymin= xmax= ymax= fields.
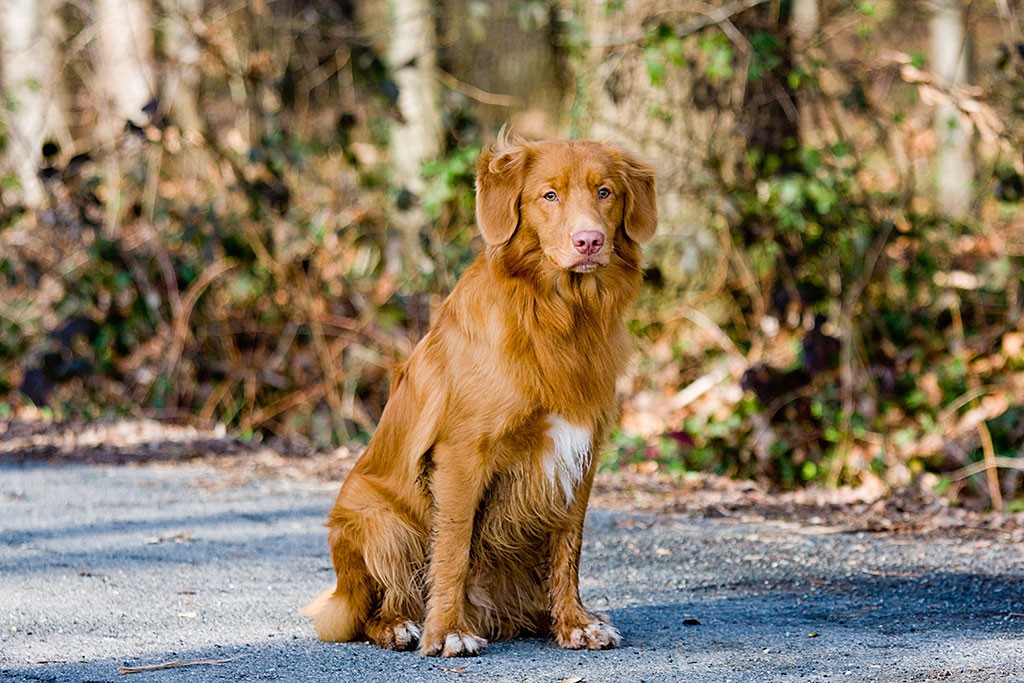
xmin=568 ymin=254 xmax=611 ymax=273
xmin=545 ymin=245 xmax=609 ymax=274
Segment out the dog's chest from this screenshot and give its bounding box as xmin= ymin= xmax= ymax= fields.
xmin=542 ymin=415 xmax=592 ymax=506
xmin=474 ymin=414 xmax=593 ymax=554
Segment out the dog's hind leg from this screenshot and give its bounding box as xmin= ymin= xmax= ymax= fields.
xmin=303 ymin=532 xmax=375 ymax=642
xmin=358 ymin=507 xmax=428 ymax=650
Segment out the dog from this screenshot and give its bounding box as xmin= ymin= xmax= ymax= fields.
xmin=304 ymin=132 xmax=657 ymax=657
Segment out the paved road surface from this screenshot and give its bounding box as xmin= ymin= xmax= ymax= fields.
xmin=2 ymin=457 xmax=1023 ymax=682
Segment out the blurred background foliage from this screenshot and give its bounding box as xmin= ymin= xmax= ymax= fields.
xmin=2 ymin=0 xmax=1024 ymax=509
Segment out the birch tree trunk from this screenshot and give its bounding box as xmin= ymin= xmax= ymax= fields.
xmin=930 ymin=0 xmax=973 ymax=217
xmin=0 ymin=0 xmax=63 ymax=207
xmin=93 ymin=0 xmax=155 ymax=236
xmin=790 ymin=0 xmax=819 ymax=41
xmin=387 ymin=0 xmax=443 ymax=273
xmin=389 ymin=0 xmax=443 ymax=188
xmin=94 ymin=0 xmax=155 ymax=142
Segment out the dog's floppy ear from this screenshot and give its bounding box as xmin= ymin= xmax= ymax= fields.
xmin=475 ymin=143 xmax=528 ymax=245
xmin=616 ymin=150 xmax=658 ymax=243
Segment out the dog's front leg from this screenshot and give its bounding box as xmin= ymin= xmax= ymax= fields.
xmin=420 ymin=444 xmax=489 ymax=657
xmin=548 ymin=464 xmax=620 ymax=650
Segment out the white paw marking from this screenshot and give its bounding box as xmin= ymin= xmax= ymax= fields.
xmin=441 ymin=632 xmax=487 ymax=657
xmin=393 ymin=621 xmax=422 ymax=648
xmin=544 ymin=415 xmax=591 ymax=506
xmin=566 ymin=620 xmax=620 ymax=649
xmin=584 ymin=621 xmax=620 ymax=647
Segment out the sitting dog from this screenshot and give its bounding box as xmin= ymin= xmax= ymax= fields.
xmin=305 ymin=132 xmax=657 ymax=657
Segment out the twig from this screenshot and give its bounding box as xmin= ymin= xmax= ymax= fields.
xmin=163 ymin=258 xmax=238 ymax=396
xmin=833 ymin=216 xmax=896 ymax=483
xmin=299 ymin=270 xmax=349 ymax=441
xmin=594 ymin=0 xmax=773 ymax=48
xmin=977 ymin=420 xmax=1003 ymax=513
xmin=995 ymin=0 xmax=1020 ymax=45
xmin=117 ymin=654 xmax=248 ymax=675
xmin=671 ymin=358 xmax=735 ymax=412
xmin=946 ymin=292 xmax=1004 ymax=512
xmin=435 ymin=68 xmax=518 ymax=107
xmin=248 ymin=381 xmax=327 ymax=429
xmin=937 ymin=387 xmax=987 ymax=426
xmin=679 ymin=307 xmax=746 ymax=363
xmin=951 ymin=457 xmax=1024 ymax=482
xmin=861 ymin=569 xmax=922 ymax=578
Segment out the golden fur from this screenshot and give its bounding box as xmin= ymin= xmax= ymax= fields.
xmin=304 ymin=134 xmax=657 ymax=657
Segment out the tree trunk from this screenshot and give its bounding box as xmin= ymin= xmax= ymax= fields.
xmin=0 ymin=0 xmax=63 ymax=207
xmin=389 ymin=0 xmax=442 ymax=187
xmin=790 ymin=0 xmax=819 ymax=42
xmin=386 ymin=0 xmax=444 ymax=274
xmin=92 ymin=0 xmax=155 ymax=237
xmin=930 ymin=0 xmax=973 ymax=217
xmin=94 ymin=0 xmax=155 ymax=142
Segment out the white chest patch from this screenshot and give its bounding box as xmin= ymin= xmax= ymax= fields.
xmin=543 ymin=415 xmax=592 ymax=506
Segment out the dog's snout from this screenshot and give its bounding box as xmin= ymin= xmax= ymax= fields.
xmin=572 ymin=230 xmax=605 ymax=256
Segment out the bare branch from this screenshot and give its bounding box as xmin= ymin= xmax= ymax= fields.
xmin=593 ymin=0 xmax=774 ymax=48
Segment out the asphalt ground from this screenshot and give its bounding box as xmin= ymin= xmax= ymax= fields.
xmin=2 ymin=456 xmax=1023 ymax=682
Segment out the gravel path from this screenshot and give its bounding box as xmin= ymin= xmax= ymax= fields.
xmin=2 ymin=456 xmax=1023 ymax=682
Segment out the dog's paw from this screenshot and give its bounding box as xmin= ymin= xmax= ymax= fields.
xmin=556 ymin=619 xmax=620 ymax=650
xmin=421 ymin=630 xmax=487 ymax=657
xmin=365 ymin=617 xmax=422 ymax=651
xmin=383 ymin=620 xmax=422 ymax=651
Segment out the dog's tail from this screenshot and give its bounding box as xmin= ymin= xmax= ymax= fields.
xmin=302 ymin=587 xmax=371 ymax=642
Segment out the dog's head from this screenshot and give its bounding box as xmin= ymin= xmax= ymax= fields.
xmin=475 ymin=134 xmax=657 ymax=276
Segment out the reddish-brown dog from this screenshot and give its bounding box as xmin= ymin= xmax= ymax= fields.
xmin=304 ymin=133 xmax=657 ymax=657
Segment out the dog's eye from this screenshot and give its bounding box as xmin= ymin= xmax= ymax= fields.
xmin=543 ymin=191 xmax=558 ymax=202
xmin=597 ymin=188 xmax=611 ymax=199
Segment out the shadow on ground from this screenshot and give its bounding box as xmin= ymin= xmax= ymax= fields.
xmin=4 ymin=573 xmax=1022 ymax=683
